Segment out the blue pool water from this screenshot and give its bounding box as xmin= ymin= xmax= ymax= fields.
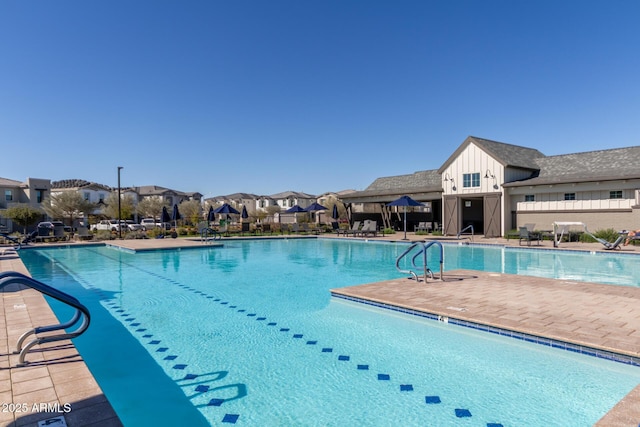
xmin=18 ymin=240 xmax=640 ymax=426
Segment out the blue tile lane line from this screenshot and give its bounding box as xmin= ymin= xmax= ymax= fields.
xmin=71 ymin=248 xmax=503 ymax=425
xmin=64 ymin=249 xmax=244 ymax=425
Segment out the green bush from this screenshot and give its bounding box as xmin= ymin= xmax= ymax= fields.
xmin=383 ymin=228 xmax=395 ymax=234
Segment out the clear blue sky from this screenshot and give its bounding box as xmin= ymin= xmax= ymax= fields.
xmin=2 ymin=1 xmax=639 ymax=198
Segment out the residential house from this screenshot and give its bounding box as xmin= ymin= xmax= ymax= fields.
xmin=0 ymin=177 xmax=51 ymax=232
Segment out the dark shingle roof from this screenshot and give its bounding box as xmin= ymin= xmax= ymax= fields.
xmin=505 ymin=146 xmax=640 ymax=186
xmin=366 ymin=170 xmax=442 ymax=192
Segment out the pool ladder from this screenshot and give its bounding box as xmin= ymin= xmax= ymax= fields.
xmin=395 ymin=241 xmax=444 ymax=282
xmin=457 ymin=224 xmax=474 ymax=242
xmin=0 ymin=271 xmax=91 ymax=367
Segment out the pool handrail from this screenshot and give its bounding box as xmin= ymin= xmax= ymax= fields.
xmin=395 ymin=241 xmax=444 ymax=282
xmin=0 ymin=271 xmax=91 ymax=366
xmin=457 ymin=224 xmax=474 ymax=241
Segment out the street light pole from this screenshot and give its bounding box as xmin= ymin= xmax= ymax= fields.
xmin=117 ymin=166 xmax=123 ymax=239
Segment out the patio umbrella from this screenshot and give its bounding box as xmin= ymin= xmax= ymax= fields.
xmin=332 ymin=204 xmax=339 ymax=220
xmin=304 ymin=202 xmax=328 ymax=224
xmin=241 ymin=205 xmax=249 ymax=220
xmin=172 ymin=204 xmax=181 ymax=229
xmin=161 ymin=206 xmax=171 ymax=224
xmin=207 ymin=205 xmax=215 ymax=222
xmin=304 ymin=202 xmax=328 ymax=212
xmin=285 ymin=205 xmax=306 ymax=213
xmin=213 ymin=203 xmax=241 ymax=215
xmin=387 ymin=195 xmax=424 ymax=240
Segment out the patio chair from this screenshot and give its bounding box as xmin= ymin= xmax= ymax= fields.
xmin=414 ymin=222 xmax=432 ymax=233
xmin=519 ymin=227 xmax=541 ymax=246
xmin=359 ymin=220 xmax=378 ymax=237
xmin=338 ymin=221 xmax=361 ymax=237
xmin=279 ymin=223 xmax=290 ymax=234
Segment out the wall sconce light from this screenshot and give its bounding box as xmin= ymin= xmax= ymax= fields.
xmin=443 ymin=173 xmax=456 ymax=191
xmin=484 ymin=169 xmax=498 ymax=190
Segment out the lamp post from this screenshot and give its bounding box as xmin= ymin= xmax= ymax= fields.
xmin=117 ymin=166 xmax=123 ymax=239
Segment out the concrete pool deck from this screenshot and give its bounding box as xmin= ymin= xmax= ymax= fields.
xmin=1 ymin=233 xmax=639 ymax=426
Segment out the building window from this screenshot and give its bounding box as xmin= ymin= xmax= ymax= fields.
xmin=564 ymin=193 xmax=576 ymax=201
xmin=462 ymin=173 xmax=480 ymax=188
xmin=259 ymin=199 xmax=265 ymax=208
xmin=84 ymin=192 xmax=90 ymax=201
xmin=36 ymin=190 xmax=43 ymax=203
xmin=524 ymin=195 xmax=535 ymax=202
xmin=609 ymin=190 xmax=623 ymax=199
xmin=98 ymin=193 xmax=105 ymax=203
xmin=4 ymin=190 xmax=12 ymax=201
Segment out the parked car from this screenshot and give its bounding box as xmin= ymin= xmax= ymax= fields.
xmin=125 ymin=220 xmax=144 ymax=232
xmin=92 ymin=220 xmax=121 ymax=232
xmin=140 ymin=218 xmax=159 ymax=230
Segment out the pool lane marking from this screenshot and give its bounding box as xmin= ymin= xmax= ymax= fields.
xmin=54 ymin=250 xmax=242 ymax=425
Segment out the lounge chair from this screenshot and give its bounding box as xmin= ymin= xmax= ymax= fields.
xmin=300 ymin=223 xmax=320 ymax=235
xmin=359 ymin=220 xmax=378 ymax=237
xmin=338 ymin=221 xmax=361 ymax=237
xmin=279 ymin=223 xmax=290 ymax=234
xmin=414 ymin=222 xmax=432 ymax=233
xmin=519 ymin=227 xmax=541 ymax=246
xmin=240 ymin=222 xmax=251 ymax=236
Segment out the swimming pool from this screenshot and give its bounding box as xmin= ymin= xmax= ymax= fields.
xmin=19 ymin=240 xmax=640 ymax=426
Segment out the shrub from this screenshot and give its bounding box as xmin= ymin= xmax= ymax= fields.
xmin=383 ymin=228 xmax=395 ymax=234
xmin=94 ymin=230 xmax=114 ymax=240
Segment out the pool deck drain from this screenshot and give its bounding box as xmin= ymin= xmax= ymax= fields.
xmin=2 ymin=235 xmax=640 ymax=426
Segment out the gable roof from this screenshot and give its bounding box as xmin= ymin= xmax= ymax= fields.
xmin=438 ymin=136 xmax=544 ymax=173
xmin=0 ymin=177 xmax=24 ymax=187
xmin=269 ymin=190 xmax=316 ymax=199
xmin=52 ymin=179 xmax=112 ymax=191
xmin=504 ymin=146 xmax=640 ymax=187
xmin=344 ymin=170 xmax=442 ymax=201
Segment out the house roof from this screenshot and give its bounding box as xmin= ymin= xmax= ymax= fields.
xmin=0 ymin=177 xmax=24 ymax=187
xmin=52 ymin=179 xmax=112 ymax=191
xmin=269 ymin=190 xmax=316 ymax=199
xmin=504 ymin=146 xmax=640 ymax=187
xmin=344 ymin=170 xmax=442 ymax=201
xmin=438 ymin=136 xmax=545 ymax=173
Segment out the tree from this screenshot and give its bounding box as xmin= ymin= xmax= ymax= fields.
xmin=178 ymin=200 xmax=201 ymax=226
xmin=136 ymin=197 xmax=169 ymax=220
xmin=1 ymin=204 xmax=42 ymax=234
xmin=42 ymin=192 xmax=96 ymax=226
xmin=103 ymin=193 xmax=135 ymax=220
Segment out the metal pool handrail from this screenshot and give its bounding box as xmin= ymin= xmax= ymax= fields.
xmin=395 ymin=241 xmax=444 ymax=282
xmin=457 ymin=224 xmax=474 ymax=241
xmin=0 ymin=271 xmax=91 ymax=366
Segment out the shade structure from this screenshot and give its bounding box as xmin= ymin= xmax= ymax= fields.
xmin=241 ymin=205 xmax=249 ymax=219
xmin=161 ymin=206 xmax=171 ymax=224
xmin=213 ymin=203 xmax=241 ymax=215
xmin=332 ymin=204 xmax=339 ymax=220
xmin=285 ymin=205 xmax=306 ymax=213
xmin=207 ymin=205 xmax=215 ymax=222
xmin=386 ymin=195 xmax=424 ymax=240
xmin=172 ymin=204 xmax=181 ymax=229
